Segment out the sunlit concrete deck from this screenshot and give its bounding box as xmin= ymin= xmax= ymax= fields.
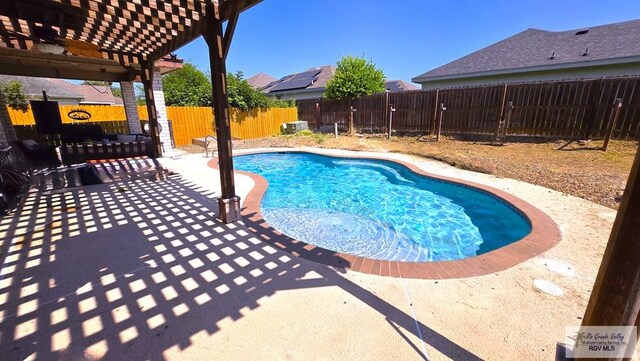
xmin=0 ymin=149 xmax=622 ymax=360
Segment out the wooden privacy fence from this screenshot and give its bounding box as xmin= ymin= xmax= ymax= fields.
xmin=297 ymin=77 xmax=640 ymax=140
xmin=9 ymin=105 xmax=298 ymax=146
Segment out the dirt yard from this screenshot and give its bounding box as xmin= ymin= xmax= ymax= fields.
xmin=178 ymin=133 xmax=638 ymax=209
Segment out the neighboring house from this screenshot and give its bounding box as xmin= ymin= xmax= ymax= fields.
xmin=0 ymin=75 xmax=124 ymax=105
xmin=385 ymin=79 xmax=418 ymax=92
xmin=249 ymin=65 xmax=417 ymax=101
xmin=412 ymin=19 xmax=640 ymax=89
xmin=260 ymin=65 xmax=336 ymax=101
xmin=246 ymin=73 xmax=277 ymax=90
xmin=0 ymin=74 xmax=83 ymax=105
xmin=48 ymin=79 xmax=123 ymax=105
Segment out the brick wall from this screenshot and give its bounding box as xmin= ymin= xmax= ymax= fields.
xmin=152 ymin=71 xmax=173 ymax=151
xmin=119 ymin=81 xmax=142 ymax=134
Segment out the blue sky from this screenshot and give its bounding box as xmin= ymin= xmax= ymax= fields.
xmin=176 ymin=0 xmax=640 ymax=83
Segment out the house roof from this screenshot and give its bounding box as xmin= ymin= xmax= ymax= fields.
xmin=385 ymin=80 xmax=418 ymax=92
xmin=72 ymin=84 xmax=124 ymax=105
xmin=413 ymin=19 xmax=640 ymax=82
xmin=53 ymin=78 xmax=124 ymax=105
xmin=0 ymin=74 xmax=82 ymax=99
xmin=246 ymin=73 xmax=277 ymax=90
xmin=263 ymin=65 xmax=335 ymax=94
xmin=0 ymin=75 xmax=124 ymax=104
xmin=261 ymin=66 xmax=417 ymax=95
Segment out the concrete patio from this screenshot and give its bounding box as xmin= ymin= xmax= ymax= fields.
xmin=0 ymin=148 xmax=626 ymax=360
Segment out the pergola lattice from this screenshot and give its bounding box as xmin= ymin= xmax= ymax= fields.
xmin=0 ymin=0 xmax=260 ymax=223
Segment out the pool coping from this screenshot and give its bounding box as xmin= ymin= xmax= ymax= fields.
xmin=207 ymin=149 xmax=562 ymax=279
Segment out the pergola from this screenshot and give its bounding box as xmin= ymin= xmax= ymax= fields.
xmin=0 ymin=0 xmax=260 ymax=223
xmin=0 ymin=1 xmax=638 ymax=358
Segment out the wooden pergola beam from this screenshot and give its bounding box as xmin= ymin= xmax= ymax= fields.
xmin=223 ymin=12 xmax=239 ymax=60
xmin=204 ymin=0 xmax=241 ymax=223
xmin=580 ymin=145 xmax=640 ymax=356
xmin=149 ymin=0 xmax=262 ymax=63
xmin=0 ymin=47 xmax=136 ymax=81
xmin=148 ymin=19 xmax=209 ymax=63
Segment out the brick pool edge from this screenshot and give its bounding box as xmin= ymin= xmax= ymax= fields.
xmin=207 ymin=149 xmax=562 ymax=279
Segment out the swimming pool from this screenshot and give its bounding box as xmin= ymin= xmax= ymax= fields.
xmin=234 ymin=152 xmax=532 ymax=262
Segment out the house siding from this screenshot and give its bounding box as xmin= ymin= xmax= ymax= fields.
xmin=418 ymin=61 xmax=640 ymax=90
xmin=267 ymin=89 xmax=326 ymax=101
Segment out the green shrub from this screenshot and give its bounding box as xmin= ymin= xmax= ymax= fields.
xmin=0 ymin=81 xmax=29 ymax=112
xmin=324 ymin=55 xmax=386 ymax=100
xmin=293 ymin=129 xmax=315 ymax=136
xmin=290 ymin=129 xmax=328 ymax=144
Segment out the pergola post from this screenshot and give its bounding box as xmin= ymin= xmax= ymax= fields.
xmin=139 ymin=59 xmax=163 ymax=158
xmin=579 ymin=144 xmax=640 ymax=357
xmin=152 ymin=70 xmax=174 ymax=153
xmin=119 ymin=81 xmax=142 ymax=134
xmin=204 ymin=1 xmax=241 ymax=223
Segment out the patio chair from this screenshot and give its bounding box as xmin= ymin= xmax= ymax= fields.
xmin=14 ymin=139 xmax=61 ymax=167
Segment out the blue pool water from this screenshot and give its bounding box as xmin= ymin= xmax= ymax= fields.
xmin=234 ymin=152 xmax=532 ymax=262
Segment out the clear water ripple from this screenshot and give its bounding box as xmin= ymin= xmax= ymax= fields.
xmin=234 ymin=152 xmax=531 ymax=262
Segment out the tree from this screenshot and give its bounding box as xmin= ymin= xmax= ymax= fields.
xmin=162 ymin=62 xmax=210 ymax=106
xmin=112 ymin=86 xmax=122 ymax=98
xmin=268 ymin=98 xmax=295 ymax=108
xmin=324 ymin=55 xmax=386 ymax=100
xmin=199 ymin=71 xmax=270 ymax=111
xmin=0 ymin=81 xmax=29 ymax=112
xmin=226 ymin=71 xmax=270 ymax=110
xmin=135 ymin=84 xmax=146 ymax=106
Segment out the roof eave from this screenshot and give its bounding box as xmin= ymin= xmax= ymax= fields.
xmin=412 ymin=55 xmax=640 ymax=83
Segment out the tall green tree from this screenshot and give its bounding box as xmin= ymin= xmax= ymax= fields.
xmin=199 ymin=71 xmax=270 ymax=111
xmin=324 ymin=56 xmax=386 ymax=100
xmin=162 ymin=62 xmax=210 ymax=106
xmin=0 ymin=81 xmax=29 ymax=112
xmin=135 ymin=84 xmax=147 ymax=106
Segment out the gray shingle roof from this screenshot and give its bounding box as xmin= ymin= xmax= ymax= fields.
xmin=0 ymin=75 xmax=83 ymax=99
xmin=246 ymin=73 xmax=277 ymax=90
xmin=413 ymin=19 xmax=640 ymax=82
xmin=47 ymin=79 xmax=123 ymax=105
xmin=385 ymin=80 xmax=418 ymax=92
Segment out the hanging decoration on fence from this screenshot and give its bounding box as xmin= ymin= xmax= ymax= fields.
xmin=67 ymin=109 xmax=92 ymax=121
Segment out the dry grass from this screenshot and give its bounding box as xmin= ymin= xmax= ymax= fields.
xmin=179 ymin=133 xmax=638 ymax=209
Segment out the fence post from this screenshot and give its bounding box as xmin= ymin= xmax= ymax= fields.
xmin=384 ymin=91 xmax=390 ymax=134
xmin=603 ymin=98 xmax=623 ymax=152
xmin=584 ymin=78 xmax=604 ymax=140
xmin=349 ymin=105 xmax=357 ymax=135
xmin=437 ymin=103 xmax=446 ymax=141
xmin=431 ymin=89 xmax=440 ymax=135
xmin=316 ymin=100 xmax=321 ymax=131
xmin=388 ymin=105 xmax=396 ymax=139
xmin=503 ymin=101 xmax=514 ymax=142
xmin=494 ymin=84 xmax=508 ymax=141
